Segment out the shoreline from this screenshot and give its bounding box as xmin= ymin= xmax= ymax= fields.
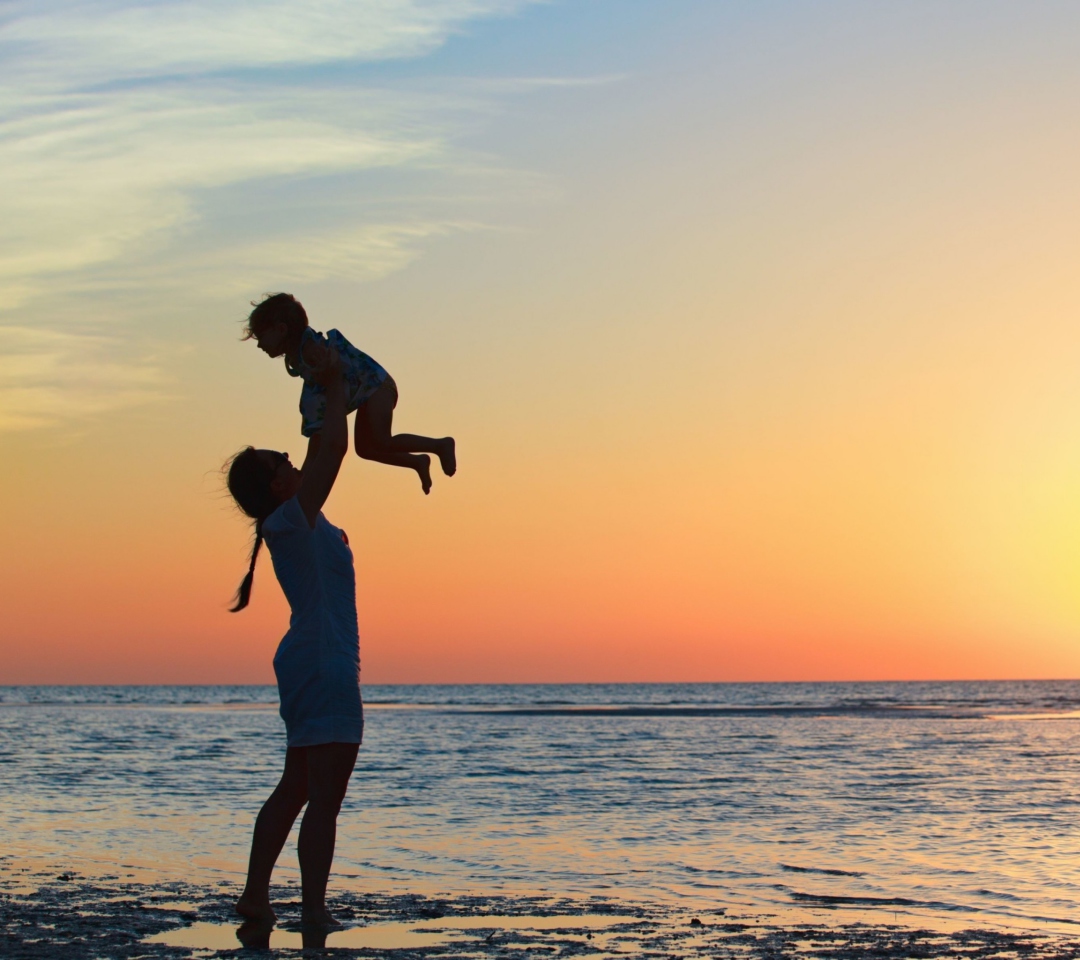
xmin=4 ymin=871 xmax=1080 ymax=959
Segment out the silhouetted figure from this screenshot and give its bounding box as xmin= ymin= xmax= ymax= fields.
xmin=227 ymin=348 xmax=360 ymax=929
xmin=244 ymin=292 xmax=456 ymax=494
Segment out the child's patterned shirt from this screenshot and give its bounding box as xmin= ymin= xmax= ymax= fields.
xmin=292 ymin=328 xmax=389 ymax=437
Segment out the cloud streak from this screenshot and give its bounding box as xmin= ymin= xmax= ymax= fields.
xmin=1 ymin=1 xmax=534 ymax=85
xmin=0 ymin=326 xmax=167 ymax=431
xmin=161 ymin=219 xmax=482 ymax=293
xmin=0 ymin=82 xmax=440 ymax=299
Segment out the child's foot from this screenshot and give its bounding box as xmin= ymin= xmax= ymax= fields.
xmin=437 ymin=438 xmax=456 ymax=477
xmin=236 ymin=893 xmax=276 ymax=925
xmin=416 ymin=454 xmax=432 ymax=495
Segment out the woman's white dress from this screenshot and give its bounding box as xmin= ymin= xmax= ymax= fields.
xmin=262 ymin=496 xmax=363 ymax=747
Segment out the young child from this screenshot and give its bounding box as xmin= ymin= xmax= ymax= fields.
xmin=244 ymin=292 xmax=455 ymax=494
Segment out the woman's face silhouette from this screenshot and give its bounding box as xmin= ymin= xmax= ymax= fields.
xmin=257 ymin=449 xmax=301 ymax=503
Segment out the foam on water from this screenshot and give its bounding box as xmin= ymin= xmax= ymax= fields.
xmin=3 ymin=681 xmax=1080 ymax=931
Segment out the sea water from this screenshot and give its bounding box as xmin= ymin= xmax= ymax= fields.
xmin=3 ymin=681 xmax=1080 ymax=931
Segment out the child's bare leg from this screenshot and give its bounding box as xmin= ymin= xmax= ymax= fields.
xmin=359 ymin=445 xmax=434 ymax=495
xmin=355 ymin=380 xmax=454 ymax=492
xmin=379 ymin=435 xmax=454 ymax=478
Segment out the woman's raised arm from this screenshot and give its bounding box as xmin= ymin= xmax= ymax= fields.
xmin=297 ymin=347 xmax=348 ymax=528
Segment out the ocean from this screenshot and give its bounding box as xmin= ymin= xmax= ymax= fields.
xmin=3 ymin=681 xmax=1080 ymax=936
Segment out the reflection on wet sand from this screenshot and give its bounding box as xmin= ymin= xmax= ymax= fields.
xmin=151 ymin=912 xmax=644 ymax=952
xmin=234 ymin=918 xmax=273 ymax=949
xmin=233 ymin=918 xmax=343 ymax=950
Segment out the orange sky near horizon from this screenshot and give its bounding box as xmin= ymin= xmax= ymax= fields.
xmin=4 ymin=2 xmax=1080 ymax=685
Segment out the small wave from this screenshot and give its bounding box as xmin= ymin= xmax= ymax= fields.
xmin=975 ymin=889 xmax=1025 ymax=902
xmin=455 ymin=705 xmax=986 ymax=719
xmin=786 ymin=891 xmax=958 ymax=910
xmin=779 ymin=864 xmax=864 ymax=878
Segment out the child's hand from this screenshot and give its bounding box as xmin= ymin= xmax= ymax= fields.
xmin=300 ymin=335 xmax=328 ymax=369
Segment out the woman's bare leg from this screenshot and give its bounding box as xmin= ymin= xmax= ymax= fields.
xmin=354 ymin=380 xmax=455 ymax=494
xmin=298 ymin=742 xmax=359 ymax=926
xmin=236 ymin=747 xmax=309 ymax=923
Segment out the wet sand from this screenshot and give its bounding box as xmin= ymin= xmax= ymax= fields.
xmin=4 ymin=867 xmax=1080 ymax=959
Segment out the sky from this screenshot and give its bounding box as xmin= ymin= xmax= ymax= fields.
xmin=4 ymin=1 xmax=1080 ymax=684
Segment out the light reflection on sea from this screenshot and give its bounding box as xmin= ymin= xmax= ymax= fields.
xmin=2 ymin=682 xmax=1080 ymax=931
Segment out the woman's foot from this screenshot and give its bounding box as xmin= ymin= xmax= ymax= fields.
xmin=416 ymin=454 xmax=432 ymax=495
xmin=437 ymin=438 xmax=456 ymax=477
xmin=236 ymin=892 xmax=277 ymax=925
xmin=301 ymin=908 xmax=342 ymax=928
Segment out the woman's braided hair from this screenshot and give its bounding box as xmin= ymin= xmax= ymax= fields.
xmin=226 ymin=447 xmax=280 ymax=611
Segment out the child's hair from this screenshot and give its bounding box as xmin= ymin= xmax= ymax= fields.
xmin=244 ymin=293 xmax=310 ymax=376
xmin=226 ymin=447 xmax=280 ymax=612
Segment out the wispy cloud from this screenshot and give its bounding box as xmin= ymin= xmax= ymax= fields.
xmin=0 ymin=82 xmax=439 ymax=299
xmin=1 ymin=1 xmax=534 ymax=85
xmin=0 ymin=0 xmax=549 ymax=430
xmin=0 ymin=326 xmax=167 ymax=431
xmin=201 ymin=220 xmax=481 ymax=289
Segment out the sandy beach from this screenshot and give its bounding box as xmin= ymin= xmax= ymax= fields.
xmin=5 ymin=864 xmax=1080 ymax=960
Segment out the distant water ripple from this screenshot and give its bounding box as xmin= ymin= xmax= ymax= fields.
xmin=2 ymin=681 xmax=1080 ymax=931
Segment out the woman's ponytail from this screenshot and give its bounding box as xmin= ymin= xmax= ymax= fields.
xmin=230 ymin=518 xmax=264 ymax=612
xmin=226 ymin=447 xmax=279 ymax=613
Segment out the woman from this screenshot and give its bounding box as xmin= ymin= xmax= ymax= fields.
xmin=226 ymin=346 xmax=360 ymax=929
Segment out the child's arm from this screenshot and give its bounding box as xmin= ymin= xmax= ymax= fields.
xmin=300 ymin=433 xmax=321 ymax=476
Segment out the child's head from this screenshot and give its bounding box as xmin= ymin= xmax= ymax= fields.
xmin=243 ymin=293 xmax=309 ymax=360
